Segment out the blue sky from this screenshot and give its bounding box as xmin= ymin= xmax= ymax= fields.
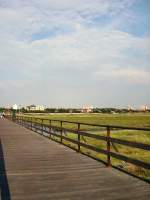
xmin=0 ymin=0 xmax=150 ymax=108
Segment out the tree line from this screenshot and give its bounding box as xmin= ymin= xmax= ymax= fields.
xmin=1 ymin=107 xmax=150 ymax=114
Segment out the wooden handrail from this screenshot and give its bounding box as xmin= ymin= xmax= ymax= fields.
xmin=5 ymin=115 xmax=150 ymax=173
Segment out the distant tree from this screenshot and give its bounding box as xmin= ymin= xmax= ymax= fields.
xmin=45 ymin=108 xmax=56 ymax=113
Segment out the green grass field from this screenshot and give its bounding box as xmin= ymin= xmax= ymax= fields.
xmin=28 ymin=112 xmax=150 ymax=127
xmin=24 ymin=113 xmax=150 ymax=180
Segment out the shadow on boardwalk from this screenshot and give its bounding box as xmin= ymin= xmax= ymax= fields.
xmin=0 ymin=140 xmax=11 ymax=200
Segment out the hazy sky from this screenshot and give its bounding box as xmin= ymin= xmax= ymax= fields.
xmin=0 ymin=0 xmax=150 ymax=108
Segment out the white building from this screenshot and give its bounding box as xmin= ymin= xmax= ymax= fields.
xmin=81 ymin=106 xmax=93 ymax=113
xmin=12 ymin=104 xmax=18 ymax=110
xmin=26 ymin=105 xmax=36 ymax=111
xmin=127 ymin=105 xmax=133 ymax=111
xmin=36 ymin=105 xmax=45 ymax=111
xmin=140 ymin=105 xmax=148 ymax=111
xmin=26 ymin=105 xmax=45 ymax=111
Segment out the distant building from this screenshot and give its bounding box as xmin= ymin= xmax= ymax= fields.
xmin=81 ymin=106 xmax=93 ymax=113
xmin=12 ymin=104 xmax=18 ymax=110
xmin=26 ymin=105 xmax=36 ymax=111
xmin=127 ymin=105 xmax=133 ymax=111
xmin=26 ymin=105 xmax=45 ymax=111
xmin=140 ymin=105 xmax=148 ymax=112
xmin=36 ymin=105 xmax=45 ymax=111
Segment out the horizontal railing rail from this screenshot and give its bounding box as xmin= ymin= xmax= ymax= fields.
xmin=5 ymin=115 xmax=150 ymax=174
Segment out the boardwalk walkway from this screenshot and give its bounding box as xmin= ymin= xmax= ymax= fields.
xmin=0 ymin=118 xmax=149 ymax=200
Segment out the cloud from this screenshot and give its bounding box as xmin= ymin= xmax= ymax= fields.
xmin=0 ymin=0 xmax=149 ymax=106
xmin=1 ymin=25 xmax=149 ymax=83
xmin=0 ymin=0 xmax=136 ymax=40
xmin=95 ymin=68 xmax=150 ymax=84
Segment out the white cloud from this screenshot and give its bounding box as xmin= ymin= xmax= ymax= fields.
xmin=0 ymin=0 xmax=136 ymax=40
xmin=0 ymin=25 xmax=149 ymax=83
xmin=95 ymin=68 xmax=150 ymax=84
xmin=0 ymin=0 xmax=149 ymax=106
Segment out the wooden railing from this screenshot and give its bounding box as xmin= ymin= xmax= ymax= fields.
xmin=5 ymin=115 xmax=150 ymax=179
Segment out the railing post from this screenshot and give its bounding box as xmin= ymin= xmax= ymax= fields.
xmin=60 ymin=121 xmax=63 ymax=143
xmin=35 ymin=118 xmax=38 ymax=131
xmin=49 ymin=120 xmax=51 ymax=139
xmin=107 ymin=126 xmax=111 ymax=167
xmin=31 ymin=117 xmax=32 ymax=130
xmin=22 ymin=116 xmax=23 ymax=126
xmin=77 ymin=123 xmax=80 ymax=152
xmin=27 ymin=117 xmax=29 ymax=128
xmin=42 ymin=119 xmax=44 ymax=135
xmin=34 ymin=118 xmax=36 ymax=131
xmin=25 ymin=117 xmax=27 ymax=128
xmin=24 ymin=117 xmax=25 ymax=126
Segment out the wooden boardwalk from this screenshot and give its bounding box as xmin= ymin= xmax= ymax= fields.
xmin=0 ymin=118 xmax=149 ymax=200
